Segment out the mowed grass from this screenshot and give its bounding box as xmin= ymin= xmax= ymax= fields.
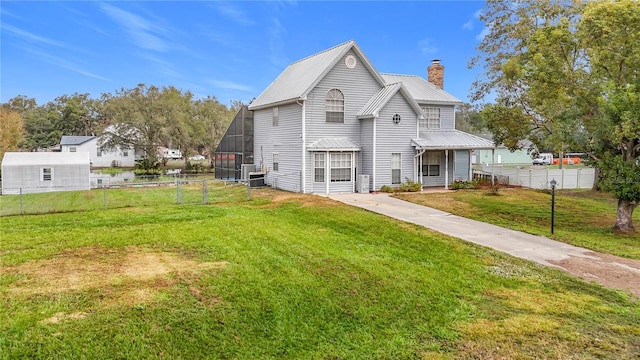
xmin=1 ymin=185 xmax=639 ymax=359
xmin=396 ymin=188 xmax=640 ymax=260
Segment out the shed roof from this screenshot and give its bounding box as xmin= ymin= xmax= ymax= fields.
xmin=412 ymin=130 xmax=494 ymax=150
xmin=60 ymin=135 xmax=96 ymax=145
xmin=306 ymin=138 xmax=361 ymax=151
xmin=381 ymin=73 xmax=462 ymax=105
xmin=2 ymin=152 xmax=91 ymax=166
xmin=249 ymin=40 xmax=385 ymax=110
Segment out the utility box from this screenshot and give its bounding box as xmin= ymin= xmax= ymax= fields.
xmin=357 ymin=174 xmax=370 ymax=193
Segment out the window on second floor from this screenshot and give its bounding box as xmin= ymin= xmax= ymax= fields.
xmin=419 ymin=107 xmax=441 ymax=130
xmin=69 ymin=146 xmax=77 ymax=152
xmin=326 ymin=89 xmax=344 ymax=123
xmin=273 ymin=107 xmax=279 ymax=126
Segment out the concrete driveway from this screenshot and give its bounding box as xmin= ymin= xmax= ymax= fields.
xmin=327 ymin=192 xmax=640 ymax=297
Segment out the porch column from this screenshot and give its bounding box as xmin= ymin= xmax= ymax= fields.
xmin=325 ymin=151 xmax=330 ymax=194
xmin=491 ymin=148 xmax=495 ymax=187
xmin=469 ymin=150 xmax=473 ymax=180
xmin=445 ymin=149 xmax=449 ymax=190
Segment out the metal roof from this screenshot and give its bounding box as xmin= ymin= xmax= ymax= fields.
xmin=357 ymin=83 xmax=402 ymax=119
xmin=412 ymin=130 xmax=495 ymax=150
xmin=60 ymin=135 xmax=96 ymax=145
xmin=381 ymin=73 xmax=462 ymax=105
xmin=248 ymin=40 xmax=386 ymax=110
xmin=2 ymin=152 xmax=91 ymax=166
xmin=306 ymin=138 xmax=361 ymax=151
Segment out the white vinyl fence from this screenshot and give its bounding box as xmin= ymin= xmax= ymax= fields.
xmin=476 ymin=166 xmax=595 ymax=190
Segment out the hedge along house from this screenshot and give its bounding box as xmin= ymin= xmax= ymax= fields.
xmin=1 ymin=152 xmax=91 ymax=195
xmin=229 ymin=40 xmax=493 ymax=194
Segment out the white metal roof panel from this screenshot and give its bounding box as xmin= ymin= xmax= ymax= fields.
xmin=412 ymin=130 xmax=495 ymax=149
xmin=357 ymin=83 xmax=403 ymax=119
xmin=249 ymin=41 xmax=355 ymax=109
xmin=306 ymin=138 xmax=361 ymax=151
xmin=381 ymin=73 xmax=462 ymax=105
xmin=2 ymin=152 xmax=91 ymax=166
xmin=60 ymin=136 xmax=95 ymax=145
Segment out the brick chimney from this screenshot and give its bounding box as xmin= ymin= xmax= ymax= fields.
xmin=427 ymin=59 xmax=444 ymax=89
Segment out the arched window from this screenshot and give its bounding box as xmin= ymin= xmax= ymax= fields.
xmin=325 ymin=89 xmax=344 ymax=123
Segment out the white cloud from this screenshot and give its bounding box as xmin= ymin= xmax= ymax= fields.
xmin=99 ymin=3 xmax=169 ymax=52
xmin=213 ymin=3 xmax=254 ymax=26
xmin=2 ymin=24 xmax=68 ymax=48
xmin=462 ymin=21 xmax=474 ymax=30
xmin=208 ymin=80 xmax=253 ymax=92
xmin=418 ymin=39 xmax=438 ymax=55
xmin=23 ymin=47 xmax=111 ymax=82
xmin=476 ymin=27 xmax=490 ymax=41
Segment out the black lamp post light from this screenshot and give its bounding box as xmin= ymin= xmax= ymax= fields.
xmin=550 ymin=178 xmax=557 ymax=235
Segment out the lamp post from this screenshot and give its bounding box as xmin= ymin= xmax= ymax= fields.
xmin=550 ymin=179 xmax=557 ymax=235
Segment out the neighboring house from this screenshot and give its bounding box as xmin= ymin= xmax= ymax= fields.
xmin=60 ymin=135 xmax=135 ymax=168
xmin=1 ymin=152 xmax=90 ymax=195
xmin=473 ymin=138 xmax=537 ymax=165
xmin=222 ymin=40 xmax=493 ymax=194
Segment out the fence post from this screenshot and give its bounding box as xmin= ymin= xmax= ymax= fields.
xmin=246 ymin=180 xmax=251 ymax=200
xmin=103 ymin=186 xmax=107 ymax=209
xmin=577 ymin=168 xmax=581 ymax=189
xmin=529 ymin=169 xmax=532 ymax=188
xmin=177 ymin=179 xmax=182 ymax=204
xmin=20 ymin=188 xmax=24 ymax=215
xmin=203 ymin=180 xmax=208 ymax=204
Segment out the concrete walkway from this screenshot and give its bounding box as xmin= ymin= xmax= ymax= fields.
xmin=327 ymin=192 xmax=640 ymax=297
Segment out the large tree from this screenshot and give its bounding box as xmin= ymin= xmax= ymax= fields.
xmin=472 ymin=0 xmax=640 ymax=232
xmin=0 ymin=107 xmax=25 ymax=160
xmin=578 ymin=0 xmax=640 ymax=232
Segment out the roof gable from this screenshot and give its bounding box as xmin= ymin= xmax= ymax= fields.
xmin=249 ymin=40 xmax=386 ymax=110
xmin=2 ymin=152 xmax=91 ymax=166
xmin=381 ymin=73 xmax=462 ymax=105
xmin=60 ymin=135 xmax=96 ymax=145
xmin=357 ymin=82 xmax=424 ymax=119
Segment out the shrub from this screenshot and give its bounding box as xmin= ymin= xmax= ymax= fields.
xmin=450 ymin=179 xmax=479 ymax=190
xmin=380 ymin=180 xmax=422 ymax=193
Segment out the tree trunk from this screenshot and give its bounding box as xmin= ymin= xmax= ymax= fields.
xmin=591 ymin=166 xmax=600 ymax=191
xmin=613 ymin=199 xmax=638 ymax=233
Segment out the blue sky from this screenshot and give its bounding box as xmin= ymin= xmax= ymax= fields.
xmin=1 ymin=1 xmax=487 ymax=107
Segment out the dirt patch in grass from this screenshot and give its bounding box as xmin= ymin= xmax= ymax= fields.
xmin=4 ymin=245 xmax=227 ymax=308
xmin=550 ymin=252 xmax=640 ymax=298
xmin=252 ymin=189 xmax=337 ymax=208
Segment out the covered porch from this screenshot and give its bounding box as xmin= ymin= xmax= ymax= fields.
xmin=412 ymin=130 xmax=494 ymax=189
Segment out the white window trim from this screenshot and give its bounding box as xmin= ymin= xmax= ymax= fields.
xmin=41 ymin=167 xmax=53 ymax=181
xmin=273 ymin=153 xmax=279 ymax=172
xmin=420 ymin=107 xmax=441 ymax=130
xmin=326 ymin=89 xmax=345 ymax=123
xmin=391 ymin=153 xmax=401 ymax=184
xmin=330 ymin=152 xmax=352 ymax=182
xmin=314 ymin=153 xmax=325 ymax=182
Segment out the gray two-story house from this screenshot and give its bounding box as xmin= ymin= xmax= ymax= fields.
xmin=226 ymin=40 xmax=493 ymax=194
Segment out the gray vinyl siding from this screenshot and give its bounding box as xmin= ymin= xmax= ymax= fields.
xmin=253 ymin=103 xmax=303 ymax=192
xmin=454 ymin=150 xmax=470 ymax=181
xmin=359 ymin=118 xmax=374 ymax=190
xmin=305 ymin=49 xmax=382 ymax=143
xmin=373 ymin=93 xmax=419 ymax=190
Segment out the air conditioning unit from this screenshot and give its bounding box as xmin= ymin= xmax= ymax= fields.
xmin=358 ymin=174 xmax=370 ymax=193
xmin=241 ymin=164 xmax=256 ymax=182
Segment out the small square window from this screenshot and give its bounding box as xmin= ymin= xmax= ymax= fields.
xmin=42 ymin=168 xmax=53 ymax=181
xmin=69 ymin=147 xmax=77 ymax=152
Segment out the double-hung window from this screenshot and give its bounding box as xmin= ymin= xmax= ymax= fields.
xmin=419 ymin=107 xmax=441 ymax=130
xmin=391 ymin=153 xmax=401 ymax=184
xmin=314 ymin=153 xmax=325 ymax=182
xmin=423 ymin=152 xmax=441 ymax=177
xmin=330 ymin=153 xmax=351 ymax=182
xmin=273 ymin=153 xmax=279 ymax=171
xmin=41 ymin=168 xmax=53 ymax=181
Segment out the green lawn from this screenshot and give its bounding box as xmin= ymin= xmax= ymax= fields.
xmin=1 ymin=185 xmax=639 ymax=359
xmin=395 ymin=188 xmax=640 ymax=260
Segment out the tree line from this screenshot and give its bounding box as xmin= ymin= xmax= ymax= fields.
xmin=471 ymin=0 xmax=639 ymax=232
xmin=0 ymin=84 xmax=238 ymax=167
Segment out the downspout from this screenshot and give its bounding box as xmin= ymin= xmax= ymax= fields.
xmin=297 ymin=98 xmax=306 ymax=193
xmin=372 ymin=116 xmax=377 ymax=191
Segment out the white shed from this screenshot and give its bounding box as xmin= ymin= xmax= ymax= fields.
xmin=1 ymin=152 xmax=91 ymax=195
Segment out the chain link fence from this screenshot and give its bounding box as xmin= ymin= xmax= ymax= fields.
xmin=0 ymin=179 xmax=234 ymax=216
